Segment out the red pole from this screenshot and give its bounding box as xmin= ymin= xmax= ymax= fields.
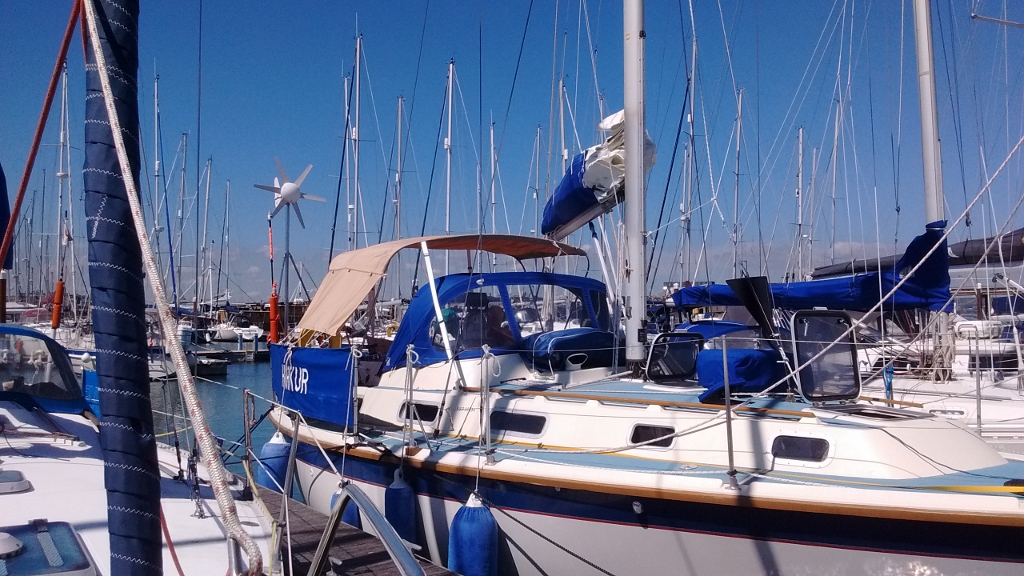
xmin=268 ymin=283 xmax=279 ymax=343
xmin=0 ymin=0 xmax=81 ymax=270
xmin=51 ymin=279 xmax=65 ymax=329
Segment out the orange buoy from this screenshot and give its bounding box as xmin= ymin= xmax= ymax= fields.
xmin=51 ymin=279 xmax=65 ymax=330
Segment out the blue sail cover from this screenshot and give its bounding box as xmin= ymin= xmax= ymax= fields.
xmin=673 ymin=223 xmax=951 ymax=312
xmin=270 ymin=344 xmax=356 ymax=429
xmin=84 ymin=1 xmax=162 ymax=574
xmin=542 ymin=152 xmax=603 ymax=236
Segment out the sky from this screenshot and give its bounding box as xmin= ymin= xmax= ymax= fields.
xmin=1 ymin=0 xmax=1023 ymax=304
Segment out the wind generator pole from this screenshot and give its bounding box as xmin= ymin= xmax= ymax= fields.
xmin=623 ymin=0 xmax=647 ymax=369
xmin=284 ymin=203 xmax=291 ymax=336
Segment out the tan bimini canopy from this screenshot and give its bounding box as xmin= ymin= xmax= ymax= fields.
xmin=296 ymin=234 xmax=586 ymax=336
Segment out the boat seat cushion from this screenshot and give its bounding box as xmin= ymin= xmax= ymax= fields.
xmin=521 ymin=328 xmax=624 ymax=371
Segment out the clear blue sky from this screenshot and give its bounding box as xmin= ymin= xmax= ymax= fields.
xmin=1 ymin=0 xmax=1022 ymax=302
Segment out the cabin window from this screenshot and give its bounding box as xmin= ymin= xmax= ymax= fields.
xmin=431 ymin=287 xmax=515 ymax=351
xmin=399 ymin=402 xmax=440 ymax=424
xmin=771 ymin=435 xmax=829 ymax=462
xmin=506 ymin=284 xmax=592 ymax=336
xmin=490 ymin=411 xmax=546 ymax=436
xmin=630 ymin=425 xmax=675 ymax=448
xmin=791 ymin=312 xmax=860 ymax=401
xmin=646 ymin=333 xmax=702 ymax=382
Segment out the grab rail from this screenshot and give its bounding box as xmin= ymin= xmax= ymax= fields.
xmin=306 ymin=481 xmax=425 ymax=576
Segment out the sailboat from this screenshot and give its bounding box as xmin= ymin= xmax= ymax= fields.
xmin=257 ymin=1 xmax=1024 ymax=574
xmin=3 ymin=2 xmax=271 ymax=574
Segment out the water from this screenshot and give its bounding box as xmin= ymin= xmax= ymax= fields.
xmin=150 ymin=359 xmax=277 ymax=474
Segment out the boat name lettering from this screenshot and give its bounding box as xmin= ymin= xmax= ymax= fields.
xmin=282 ymin=364 xmax=309 ymax=394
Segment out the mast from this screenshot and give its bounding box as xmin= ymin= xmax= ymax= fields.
xmin=200 ymin=157 xmax=211 ymax=311
xmin=177 ymin=132 xmax=187 ymax=308
xmin=534 ymin=125 xmax=541 ymax=237
xmin=912 ymin=0 xmax=944 ymax=224
xmin=623 ymin=0 xmax=647 ymax=366
xmin=53 ymin=66 xmax=69 ymax=335
xmin=683 ymin=31 xmax=697 ymax=284
xmin=911 ymin=0 xmax=951 ymax=382
xmin=395 ymin=96 xmax=403 ymax=241
xmin=216 ymin=180 xmax=229 ymax=305
xmin=732 ymin=89 xmax=743 ymax=278
xmin=344 ymin=75 xmax=352 ymax=251
xmin=490 ymin=120 xmax=496 ymax=267
xmin=444 ymin=59 xmax=454 ymax=272
xmin=796 ymin=126 xmax=804 ymax=280
xmin=353 ymin=34 xmax=362 ymax=249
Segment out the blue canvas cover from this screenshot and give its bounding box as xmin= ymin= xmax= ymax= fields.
xmin=673 ymin=222 xmax=951 ymax=312
xmin=270 ymin=344 xmax=356 ymax=429
xmin=542 ymin=152 xmax=598 ymax=236
xmin=695 ymin=348 xmax=787 ymax=402
xmin=522 ymin=327 xmax=624 ymax=371
xmin=674 ymin=320 xmax=752 ymax=341
xmin=0 ymin=324 xmax=89 ymax=414
xmin=383 ymin=272 xmax=609 ymax=371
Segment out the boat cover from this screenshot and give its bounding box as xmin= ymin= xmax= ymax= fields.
xmin=270 ymin=344 xmax=356 ymax=428
xmin=673 ymin=222 xmax=951 ymax=312
xmin=695 ymin=348 xmax=787 ymax=402
xmin=382 ymin=272 xmax=609 ymax=371
xmin=541 ymin=110 xmax=656 ymax=239
xmin=297 ymin=234 xmax=584 ymax=336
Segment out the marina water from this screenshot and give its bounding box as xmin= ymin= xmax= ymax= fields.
xmin=150 ymin=359 xmax=276 ymax=476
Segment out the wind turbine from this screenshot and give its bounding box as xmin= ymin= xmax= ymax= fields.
xmin=255 ymin=158 xmax=325 ymax=336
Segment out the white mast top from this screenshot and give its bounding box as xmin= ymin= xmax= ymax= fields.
xmin=623 ymin=0 xmax=647 ymax=364
xmin=912 ymin=0 xmax=945 ymax=225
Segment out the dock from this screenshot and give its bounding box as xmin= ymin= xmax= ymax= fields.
xmin=255 ymin=485 xmax=456 ymax=576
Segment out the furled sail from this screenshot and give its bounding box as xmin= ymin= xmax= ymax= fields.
xmin=541 ymin=110 xmax=656 ymax=240
xmin=83 ymin=0 xmax=162 ymax=573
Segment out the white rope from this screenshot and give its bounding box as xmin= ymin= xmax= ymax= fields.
xmin=81 ymin=1 xmax=262 ymax=573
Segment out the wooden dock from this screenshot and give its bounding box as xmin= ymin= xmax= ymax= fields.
xmin=255 ymin=485 xmax=456 ymax=576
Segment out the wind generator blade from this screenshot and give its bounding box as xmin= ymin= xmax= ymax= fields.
xmin=254 ymin=184 xmax=281 ymax=193
xmin=274 ymin=157 xmax=289 ymax=183
xmin=274 ymin=177 xmax=280 ymax=188
xmin=269 ymin=202 xmax=286 ymax=220
xmin=301 ymin=193 xmax=326 ymax=202
xmin=293 ymin=164 xmax=313 ymax=187
xmin=292 ymin=203 xmax=306 ymax=229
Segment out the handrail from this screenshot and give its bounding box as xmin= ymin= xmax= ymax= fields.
xmin=306 ymin=481 xmax=425 ymax=576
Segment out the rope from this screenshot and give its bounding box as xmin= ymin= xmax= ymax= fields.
xmin=81 ymin=0 xmax=262 ymax=572
xmin=159 ymin=507 xmax=187 ymax=576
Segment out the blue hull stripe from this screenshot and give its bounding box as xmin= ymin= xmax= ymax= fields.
xmin=295 ymin=443 xmax=1023 ymax=564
